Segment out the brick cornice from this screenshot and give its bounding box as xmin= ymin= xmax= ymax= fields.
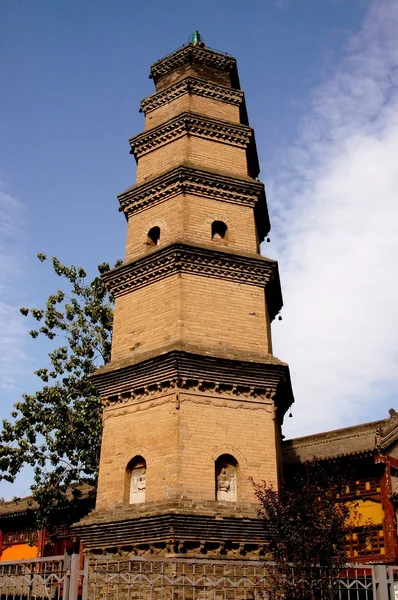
xmin=91 ymin=348 xmax=293 ymax=417
xmin=118 ymin=166 xmax=270 ymax=240
xmin=103 ymin=393 xmax=274 ymax=414
xmin=129 ymin=112 xmax=253 ymax=159
xmin=74 ymin=511 xmax=269 ymax=556
xmin=103 ymin=242 xmax=280 ymax=306
xmin=118 ymin=165 xmax=263 ymax=211
xmin=141 ymin=77 xmax=244 ymax=114
xmin=150 ymin=45 xmax=237 ymax=82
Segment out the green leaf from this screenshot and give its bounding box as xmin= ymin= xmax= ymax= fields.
xmin=0 ymin=255 xmax=119 ymax=528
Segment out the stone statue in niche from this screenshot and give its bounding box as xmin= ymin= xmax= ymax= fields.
xmin=129 ymin=466 xmax=146 ymax=504
xmin=217 ymin=465 xmax=237 ymax=502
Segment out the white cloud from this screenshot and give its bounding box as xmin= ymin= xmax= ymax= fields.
xmin=265 ymin=0 xmax=398 ymax=437
xmin=0 ymin=186 xmax=29 ymax=391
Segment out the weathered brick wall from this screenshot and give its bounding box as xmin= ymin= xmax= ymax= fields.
xmin=124 ymin=193 xmax=258 ymax=262
xmin=176 ymin=392 xmax=278 ymax=503
xmin=110 ymin=275 xmax=181 ymax=363
xmin=125 ymin=195 xmax=183 ymax=261
xmin=155 ymin=64 xmax=232 ymax=92
xmin=186 ymin=136 xmax=248 ymax=178
xmin=145 ymin=95 xmax=240 ymax=130
xmin=136 ymin=137 xmax=188 ymax=184
xmin=95 ymin=392 xmax=178 ymax=509
xmin=95 ymin=389 xmax=277 ymax=510
xmin=136 ymin=136 xmax=248 ymax=184
xmin=179 ymin=274 xmax=271 ymax=357
xmin=110 ymin=273 xmax=271 ymax=363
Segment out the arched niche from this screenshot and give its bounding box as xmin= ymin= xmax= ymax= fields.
xmin=215 ymin=454 xmax=238 ymax=502
xmin=211 ymin=220 xmax=228 ymax=241
xmin=147 ymin=226 xmax=161 ymax=247
xmin=126 ymin=456 xmax=146 ymax=504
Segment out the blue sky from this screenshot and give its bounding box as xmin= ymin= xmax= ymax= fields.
xmin=1 ymin=0 xmax=398 ymax=499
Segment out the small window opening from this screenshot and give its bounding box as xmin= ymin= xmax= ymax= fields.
xmin=127 ymin=456 xmax=146 ymax=504
xmin=211 ymin=221 xmax=228 ymax=240
xmin=147 ymin=226 xmax=160 ymax=247
xmin=215 ymin=454 xmax=238 ymax=502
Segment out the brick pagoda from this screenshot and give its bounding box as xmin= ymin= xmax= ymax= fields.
xmin=75 ymin=34 xmax=294 ymax=558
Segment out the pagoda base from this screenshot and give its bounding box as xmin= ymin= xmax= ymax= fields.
xmin=73 ymin=500 xmax=271 ymax=558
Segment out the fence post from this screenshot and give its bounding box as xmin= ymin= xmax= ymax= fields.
xmin=374 ymin=565 xmax=389 ymax=600
xmin=63 ymin=553 xmax=72 ymax=600
xmin=81 ymin=556 xmax=89 ymax=600
xmin=68 ymin=554 xmax=81 ymax=600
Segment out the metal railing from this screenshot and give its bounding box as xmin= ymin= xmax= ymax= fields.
xmin=86 ymin=557 xmax=382 ymax=600
xmin=88 ymin=557 xmax=270 ymax=600
xmin=386 ymin=566 xmax=398 ymax=600
xmin=0 ymin=554 xmax=85 ymax=600
xmin=1 ymin=554 xmax=398 ymax=600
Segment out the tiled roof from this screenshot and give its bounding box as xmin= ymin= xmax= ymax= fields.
xmin=0 ymin=484 xmax=94 ymax=519
xmin=283 ymin=410 xmax=398 ymax=463
xmin=0 ymin=495 xmax=36 ymax=517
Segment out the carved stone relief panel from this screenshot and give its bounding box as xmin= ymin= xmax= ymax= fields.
xmin=129 ymin=459 xmax=146 ymax=504
xmin=216 ymin=454 xmax=237 ymax=502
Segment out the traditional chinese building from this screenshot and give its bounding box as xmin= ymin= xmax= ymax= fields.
xmin=2 ymin=410 xmax=398 ymax=562
xmin=283 ymin=410 xmax=398 ymax=563
xmin=73 ymin=33 xmax=294 ymax=558
xmin=0 ymin=486 xmax=93 ymax=561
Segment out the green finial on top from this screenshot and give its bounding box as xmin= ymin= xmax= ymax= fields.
xmin=189 ymin=31 xmax=205 ymax=46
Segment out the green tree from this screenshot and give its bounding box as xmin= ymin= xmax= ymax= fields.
xmin=252 ymin=459 xmax=369 ymax=600
xmin=0 ymin=254 xmax=120 ymax=527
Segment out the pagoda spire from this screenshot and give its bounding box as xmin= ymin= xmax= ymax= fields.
xmin=188 ymin=30 xmax=205 ymax=46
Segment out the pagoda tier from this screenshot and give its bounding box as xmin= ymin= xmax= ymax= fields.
xmin=117 ymin=165 xmax=270 ymax=240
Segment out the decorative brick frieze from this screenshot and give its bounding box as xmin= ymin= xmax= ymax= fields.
xmin=129 ymin=112 xmax=253 ymax=159
xmin=73 ymin=509 xmax=270 ymax=556
xmin=141 ymin=77 xmax=244 ymax=114
xmin=101 ymin=380 xmax=277 ymax=410
xmin=103 ymin=392 xmax=274 ymax=414
xmin=91 ymin=348 xmax=293 ymax=416
xmin=118 ymin=165 xmax=264 ymax=213
xmin=150 ymin=45 xmax=236 ymax=82
xmin=103 ymin=242 xmax=281 ymax=303
xmin=118 ymin=166 xmax=270 ymax=240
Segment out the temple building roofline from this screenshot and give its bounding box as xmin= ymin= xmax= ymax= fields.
xmin=283 ymin=409 xmax=398 ymax=463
